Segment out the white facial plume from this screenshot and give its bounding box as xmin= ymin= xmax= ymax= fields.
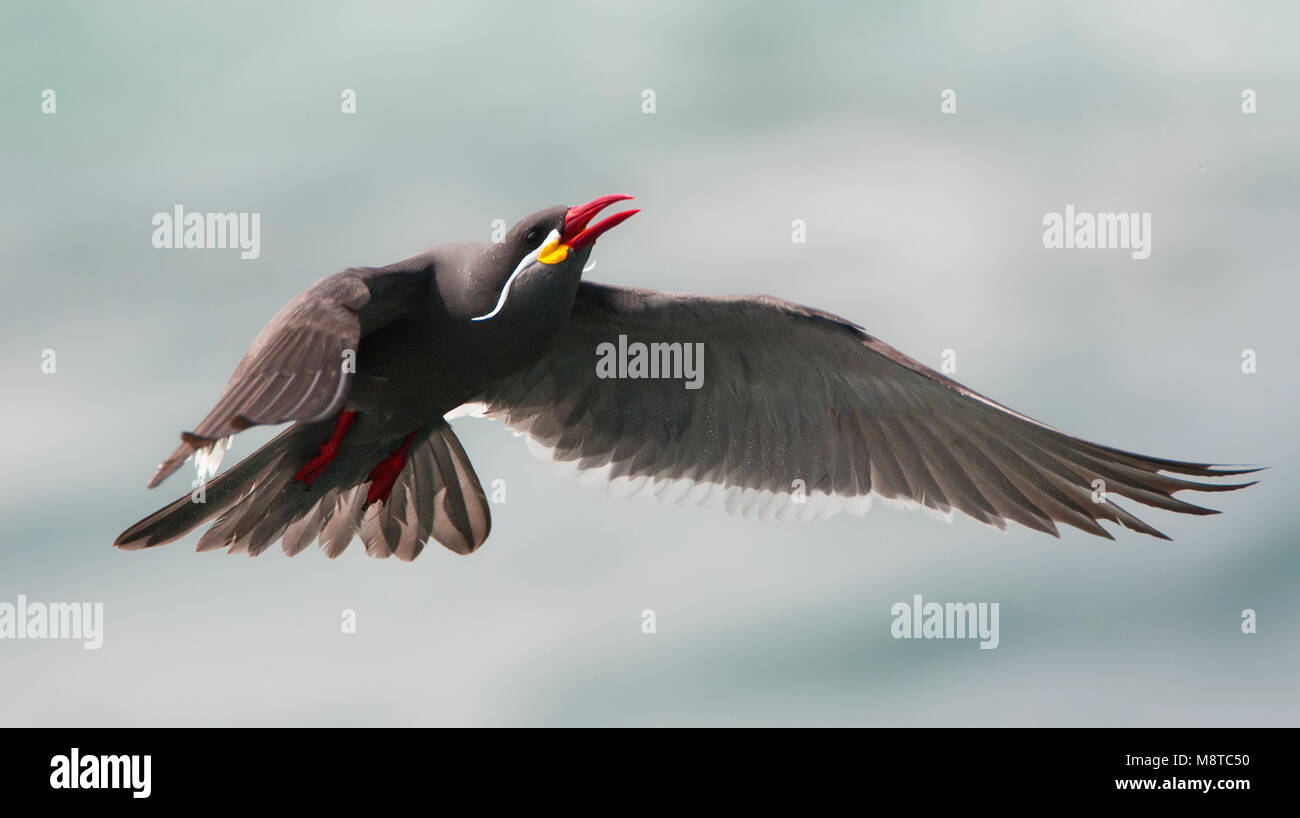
xmin=471 ymin=228 xmax=561 ymax=322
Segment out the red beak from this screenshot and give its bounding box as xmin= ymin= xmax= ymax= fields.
xmin=561 ymin=194 xmax=639 ymax=251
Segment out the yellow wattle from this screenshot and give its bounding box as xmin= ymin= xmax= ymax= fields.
xmin=537 ymin=241 xmax=570 ymax=265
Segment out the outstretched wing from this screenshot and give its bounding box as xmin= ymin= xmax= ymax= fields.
xmin=148 ymin=265 xmax=427 ymax=487
xmin=476 ymin=282 xmax=1256 ymax=539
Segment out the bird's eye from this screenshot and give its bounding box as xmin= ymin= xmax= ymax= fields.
xmin=525 ymin=228 xmax=540 ymax=245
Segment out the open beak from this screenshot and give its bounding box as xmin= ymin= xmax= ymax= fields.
xmin=561 ymin=194 xmax=639 ymax=251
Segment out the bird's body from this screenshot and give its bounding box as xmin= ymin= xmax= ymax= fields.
xmin=115 ymin=195 xmax=1256 ymax=560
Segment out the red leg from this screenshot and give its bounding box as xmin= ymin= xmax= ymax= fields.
xmin=365 ymin=429 xmax=420 ymax=506
xmin=293 ymin=410 xmax=358 ymax=488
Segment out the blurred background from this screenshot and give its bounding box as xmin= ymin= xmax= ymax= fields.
xmin=0 ymin=0 xmax=1295 ymax=726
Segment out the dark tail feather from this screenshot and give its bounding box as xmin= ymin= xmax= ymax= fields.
xmin=115 ymin=426 xmax=304 ymax=549
xmin=115 ymin=419 xmax=492 ymax=560
xmin=353 ymin=420 xmax=492 ymax=559
xmin=420 ymin=420 xmax=492 ymax=555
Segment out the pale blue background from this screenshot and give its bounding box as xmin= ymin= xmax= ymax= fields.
xmin=0 ymin=0 xmax=1295 ymax=725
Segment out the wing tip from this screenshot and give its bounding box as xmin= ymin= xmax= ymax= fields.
xmin=113 ymin=534 xmax=143 ymax=550
xmin=147 ymin=435 xmax=210 ymax=488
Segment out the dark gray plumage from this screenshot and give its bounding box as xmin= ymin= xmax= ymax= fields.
xmin=478 ymin=283 xmax=1256 ymax=539
xmin=115 ymin=195 xmax=1255 ymax=560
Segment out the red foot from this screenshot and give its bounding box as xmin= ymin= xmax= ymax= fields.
xmin=294 ymin=410 xmax=358 ymax=488
xmin=365 ymin=429 xmax=419 ymax=506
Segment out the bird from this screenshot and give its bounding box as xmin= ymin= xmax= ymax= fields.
xmin=114 ymin=194 xmax=1258 ymax=560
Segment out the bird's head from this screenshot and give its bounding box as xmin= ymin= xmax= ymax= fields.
xmin=471 ymin=194 xmax=638 ymax=323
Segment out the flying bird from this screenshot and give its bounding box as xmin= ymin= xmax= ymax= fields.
xmin=115 ymin=194 xmax=1257 ymax=560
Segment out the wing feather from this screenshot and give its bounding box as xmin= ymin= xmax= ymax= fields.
xmin=148 ymin=267 xmax=427 ymax=487
xmin=476 ymin=282 xmax=1256 ymax=540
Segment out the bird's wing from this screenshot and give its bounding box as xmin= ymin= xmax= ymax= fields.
xmin=148 ymin=266 xmax=426 ymax=488
xmin=476 ymin=281 xmax=1256 ymax=539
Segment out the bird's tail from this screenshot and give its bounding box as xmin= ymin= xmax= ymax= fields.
xmin=114 ymin=419 xmax=491 ymax=560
